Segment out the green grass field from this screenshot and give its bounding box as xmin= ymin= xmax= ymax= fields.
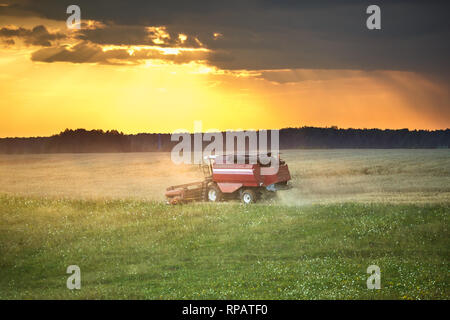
xmin=0 ymin=195 xmax=448 ymax=299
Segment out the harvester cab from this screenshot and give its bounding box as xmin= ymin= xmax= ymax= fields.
xmin=199 ymin=155 xmax=215 ymax=180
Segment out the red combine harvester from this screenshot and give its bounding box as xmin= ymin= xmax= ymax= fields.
xmin=165 ymin=154 xmax=291 ymax=204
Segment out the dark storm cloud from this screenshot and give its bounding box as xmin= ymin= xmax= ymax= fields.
xmin=0 ymin=1 xmax=38 ymax=17
xmin=75 ymin=24 xmax=202 ymax=48
xmin=31 ymin=43 xmax=130 ymax=64
xmin=0 ymin=25 xmax=65 ymax=46
xmin=2 ymin=38 xmax=15 ymax=46
xmin=2 ymin=0 xmax=450 ymax=75
xmin=30 ymin=42 xmax=209 ymax=65
xmin=75 ymin=25 xmax=151 ymax=46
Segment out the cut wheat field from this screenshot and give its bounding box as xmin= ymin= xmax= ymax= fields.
xmin=0 ymin=149 xmax=449 ymax=204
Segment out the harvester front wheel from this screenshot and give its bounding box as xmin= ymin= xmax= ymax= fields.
xmin=207 ymin=185 xmax=222 ymax=202
xmin=241 ymin=189 xmax=256 ymax=204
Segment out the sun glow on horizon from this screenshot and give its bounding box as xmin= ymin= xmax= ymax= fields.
xmin=0 ymin=44 xmax=448 ymax=138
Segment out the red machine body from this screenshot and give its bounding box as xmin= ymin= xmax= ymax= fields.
xmin=212 ymin=161 xmax=291 ymax=194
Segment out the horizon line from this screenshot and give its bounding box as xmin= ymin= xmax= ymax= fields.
xmin=1 ymin=125 xmax=449 ymax=139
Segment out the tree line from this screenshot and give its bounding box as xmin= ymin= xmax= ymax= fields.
xmin=0 ymin=127 xmax=448 ymax=154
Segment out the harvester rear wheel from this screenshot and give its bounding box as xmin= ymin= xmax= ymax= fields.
xmin=207 ymin=185 xmax=222 ymax=202
xmin=241 ymin=189 xmax=256 ymax=204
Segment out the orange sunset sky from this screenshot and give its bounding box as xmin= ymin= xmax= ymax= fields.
xmin=0 ymin=1 xmax=449 ymax=137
